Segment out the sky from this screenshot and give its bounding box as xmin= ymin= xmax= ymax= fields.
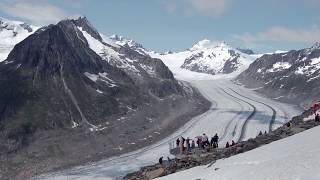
xmin=0 ymin=0 xmax=320 ymax=53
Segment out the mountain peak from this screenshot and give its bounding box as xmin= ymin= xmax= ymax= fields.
xmin=190 ymin=39 xmax=230 ymax=51
xmin=311 ymin=42 xmax=320 ymax=50
xmin=110 ymin=34 xmax=144 ymax=49
xmin=66 ymin=16 xmax=102 ymax=42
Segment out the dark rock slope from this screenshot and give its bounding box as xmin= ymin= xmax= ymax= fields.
xmin=236 ymin=43 xmax=320 ymax=106
xmin=0 ymin=17 xmax=210 ymax=179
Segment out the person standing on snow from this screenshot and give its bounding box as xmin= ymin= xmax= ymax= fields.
xmin=226 ymin=142 xmax=230 ymax=148
xmin=159 ymin=156 xmax=163 ymax=165
xmin=210 ymin=136 xmax=214 ymax=147
xmin=179 ymin=136 xmax=184 ymax=154
xmin=186 ymin=137 xmax=191 ymax=151
xmin=176 ymin=138 xmax=180 ymax=148
xmin=213 ymin=133 xmax=219 ymax=148
xmin=202 ymin=133 xmax=209 ymax=147
xmin=191 ymin=140 xmax=195 ymax=149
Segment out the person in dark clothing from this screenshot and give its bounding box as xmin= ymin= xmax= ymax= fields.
xmin=213 ymin=133 xmax=219 ymax=148
xmin=226 ymin=142 xmax=230 ymax=148
xmin=231 ymin=140 xmax=236 ymax=146
xmin=159 ymin=156 xmax=163 ymax=165
xmin=315 ymin=114 xmax=320 ymax=122
xmin=210 ymin=137 xmax=214 ymax=147
xmin=258 ymin=131 xmax=263 ymax=136
xmin=176 ymin=138 xmax=180 ymax=148
xmin=182 ymin=137 xmax=186 ymax=151
xmin=191 ymin=140 xmax=195 ymax=149
xmin=196 ymin=138 xmax=200 ymax=147
xmin=186 ymin=137 xmax=191 ymax=151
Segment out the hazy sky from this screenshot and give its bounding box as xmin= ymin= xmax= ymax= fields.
xmin=1 ymin=0 xmax=320 ymax=53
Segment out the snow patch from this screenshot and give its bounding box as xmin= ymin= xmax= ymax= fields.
xmin=96 ymin=89 xmax=103 ymax=94
xmin=267 ymin=62 xmax=291 ymax=73
xmin=84 ymin=72 xmax=98 ymax=81
xmin=84 ymin=72 xmax=117 ymax=87
xmin=71 ymin=121 xmax=79 ymax=128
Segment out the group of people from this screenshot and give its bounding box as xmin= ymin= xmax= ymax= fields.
xmin=175 ymin=133 xmax=238 ymax=154
xmin=176 ymin=136 xmax=195 ymax=153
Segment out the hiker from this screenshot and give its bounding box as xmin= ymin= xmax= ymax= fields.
xmin=264 ymin=130 xmax=267 ymax=134
xmin=176 ymin=138 xmax=180 ymax=148
xmin=179 ymin=137 xmax=184 ymax=154
xmin=202 ymin=133 xmax=209 ymax=147
xmin=186 ymin=137 xmax=191 ymax=151
xmin=191 ymin=140 xmax=195 ymax=149
xmin=231 ymin=140 xmax=236 ymax=146
xmin=210 ymin=137 xmax=214 ymax=147
xmin=182 ymin=137 xmax=186 ymax=151
xmin=315 ymin=113 xmax=320 ymax=122
xmin=159 ymin=156 xmax=163 ymax=165
xmin=226 ymin=142 xmax=230 ymax=148
xmin=196 ymin=137 xmax=200 ymax=147
xmin=213 ymin=133 xmax=219 ymax=148
xmin=258 ymin=131 xmax=263 ymax=136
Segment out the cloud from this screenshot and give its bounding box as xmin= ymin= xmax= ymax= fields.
xmin=0 ymin=0 xmax=69 ymax=25
xmin=188 ymin=0 xmax=231 ymax=17
xmin=233 ymin=26 xmax=320 ymax=44
xmin=163 ymin=0 xmax=232 ymax=18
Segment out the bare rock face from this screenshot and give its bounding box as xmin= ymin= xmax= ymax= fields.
xmin=0 ymin=19 xmax=139 ymax=148
xmin=236 ymin=43 xmax=320 ymax=105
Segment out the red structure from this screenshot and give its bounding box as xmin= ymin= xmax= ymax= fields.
xmin=312 ymin=102 xmax=320 ymax=114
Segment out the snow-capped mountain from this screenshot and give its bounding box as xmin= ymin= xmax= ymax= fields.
xmin=236 ymin=42 xmax=320 ymax=105
xmin=109 ymin=34 xmax=149 ymax=55
xmin=180 ymin=40 xmax=257 ymax=75
xmin=108 ymin=35 xmax=259 ymax=77
xmin=0 ymin=17 xmax=38 ymax=61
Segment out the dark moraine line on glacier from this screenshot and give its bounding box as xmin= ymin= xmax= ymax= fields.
xmin=229 ymin=88 xmax=276 ymax=132
xmin=219 ymin=88 xmax=256 ymax=142
xmin=213 ymin=86 xmax=245 ymax=142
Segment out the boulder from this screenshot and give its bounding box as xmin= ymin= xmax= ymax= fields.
xmin=144 ymin=167 xmax=165 ymax=179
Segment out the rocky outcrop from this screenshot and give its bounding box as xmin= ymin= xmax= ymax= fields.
xmin=123 ymin=109 xmax=319 ymax=180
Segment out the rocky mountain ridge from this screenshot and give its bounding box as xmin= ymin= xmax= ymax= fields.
xmin=236 ymin=43 xmax=320 ymax=106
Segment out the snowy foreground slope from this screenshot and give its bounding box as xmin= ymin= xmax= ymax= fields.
xmin=156 ymin=125 xmax=320 ymax=180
